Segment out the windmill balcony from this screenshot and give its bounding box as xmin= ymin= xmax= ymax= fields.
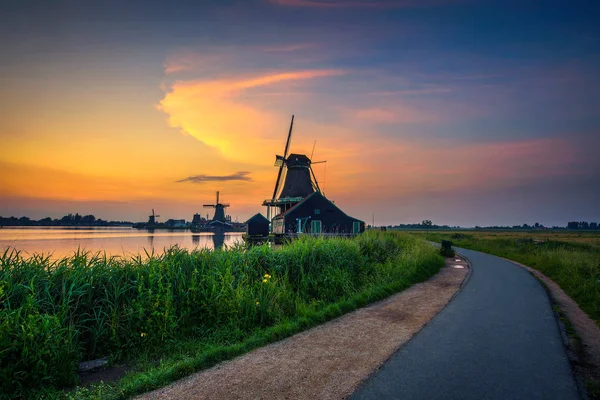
xmin=262 ymin=197 xmax=304 ymax=206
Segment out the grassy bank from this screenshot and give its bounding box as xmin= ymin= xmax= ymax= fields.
xmin=0 ymin=231 xmax=443 ymax=399
xmin=420 ymin=231 xmax=600 ymax=326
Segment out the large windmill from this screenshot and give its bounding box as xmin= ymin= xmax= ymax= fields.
xmin=204 ymin=191 xmax=230 ymax=222
xmin=262 ymin=115 xmax=324 ymax=222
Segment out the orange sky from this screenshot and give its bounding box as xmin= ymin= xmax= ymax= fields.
xmin=1 ymin=0 xmax=598 ymax=226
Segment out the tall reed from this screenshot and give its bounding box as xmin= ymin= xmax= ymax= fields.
xmin=0 ymin=232 xmax=442 ymax=397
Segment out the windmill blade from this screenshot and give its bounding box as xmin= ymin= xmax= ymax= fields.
xmin=222 ymin=203 xmax=230 ymax=207
xmin=216 ymin=191 xmax=220 ymax=204
xmin=312 ymin=160 xmax=327 ymax=164
xmin=203 ymin=204 xmax=216 ymax=208
xmin=309 ymin=165 xmax=321 ymax=193
xmin=283 ymin=115 xmax=294 ymax=160
xmin=271 ymin=115 xmax=294 ymax=200
xmin=271 ymin=163 xmax=285 ymax=201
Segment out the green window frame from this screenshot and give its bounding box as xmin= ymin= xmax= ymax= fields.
xmin=353 ymin=221 xmax=360 ymax=233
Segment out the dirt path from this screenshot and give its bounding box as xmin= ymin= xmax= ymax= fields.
xmin=137 ymin=258 xmax=469 ymax=400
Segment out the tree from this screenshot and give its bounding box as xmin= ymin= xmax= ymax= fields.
xmin=81 ymin=215 xmax=96 ymax=225
xmin=421 ymin=220 xmax=433 ymax=228
xmin=567 ymin=221 xmax=579 ymax=229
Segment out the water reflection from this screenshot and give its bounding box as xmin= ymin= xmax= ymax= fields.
xmin=0 ymin=227 xmax=243 ymax=259
xmin=212 ymin=233 xmax=225 ymax=250
xmin=148 ymin=229 xmax=155 ymax=248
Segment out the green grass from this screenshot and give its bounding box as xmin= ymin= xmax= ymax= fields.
xmin=420 ymin=231 xmax=600 ymax=326
xmin=0 ymin=231 xmax=443 ymax=399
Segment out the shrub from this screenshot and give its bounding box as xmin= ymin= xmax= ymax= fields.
xmin=0 ymin=298 xmax=79 ymax=395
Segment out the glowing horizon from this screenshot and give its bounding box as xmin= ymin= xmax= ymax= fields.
xmin=0 ymin=0 xmax=598 ymax=226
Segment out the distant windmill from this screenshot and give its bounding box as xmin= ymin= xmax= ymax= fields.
xmin=148 ymin=209 xmax=160 ymax=225
xmin=204 ymin=191 xmax=230 ymax=222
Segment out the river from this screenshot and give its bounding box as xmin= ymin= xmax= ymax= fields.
xmin=0 ymin=227 xmax=244 ymax=259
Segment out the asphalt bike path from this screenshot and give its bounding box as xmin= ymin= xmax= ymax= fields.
xmin=350 ymin=247 xmax=580 ymax=400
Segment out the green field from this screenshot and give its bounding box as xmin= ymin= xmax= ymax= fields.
xmin=0 ymin=231 xmax=443 ymax=399
xmin=417 ymin=230 xmax=600 ymax=326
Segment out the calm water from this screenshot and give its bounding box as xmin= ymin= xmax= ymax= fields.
xmin=0 ymin=227 xmax=243 ymax=259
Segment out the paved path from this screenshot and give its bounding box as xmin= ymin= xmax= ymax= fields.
xmin=351 ymin=248 xmax=581 ymax=400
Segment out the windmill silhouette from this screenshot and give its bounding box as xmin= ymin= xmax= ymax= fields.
xmin=255 ymin=115 xmax=363 ymax=238
xmin=204 ymin=191 xmax=230 ymax=222
xmin=148 ymin=209 xmax=160 ymax=225
xmin=263 ymin=115 xmax=325 ymax=219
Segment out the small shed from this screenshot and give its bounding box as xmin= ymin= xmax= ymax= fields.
xmin=246 ymin=213 xmax=270 ymax=237
xmin=271 ymin=192 xmax=364 ymax=235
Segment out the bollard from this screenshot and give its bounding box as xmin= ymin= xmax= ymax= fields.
xmin=440 ymin=240 xmax=455 ymax=257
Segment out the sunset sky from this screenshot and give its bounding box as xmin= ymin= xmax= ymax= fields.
xmin=1 ymin=0 xmax=598 ymax=226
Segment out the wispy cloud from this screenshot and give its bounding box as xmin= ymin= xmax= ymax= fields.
xmin=164 ymin=53 xmax=225 ymax=75
xmin=177 ymin=171 xmax=253 ymax=183
xmin=164 ymin=44 xmax=327 ymax=75
xmin=236 ymin=70 xmax=346 ymax=89
xmin=368 ymin=86 xmax=452 ymax=96
xmin=340 ymin=105 xmax=435 ymax=125
xmin=267 ymin=0 xmax=456 ymax=8
xmin=262 ymin=43 xmax=317 ymax=52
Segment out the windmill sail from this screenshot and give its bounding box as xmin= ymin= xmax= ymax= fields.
xmin=271 ymin=115 xmax=294 ymax=201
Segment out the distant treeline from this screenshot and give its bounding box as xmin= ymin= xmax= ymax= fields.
xmin=472 ymin=222 xmax=600 ymax=230
xmin=2 ymin=215 xmax=599 ymax=230
xmin=386 ymin=224 xmax=455 ymax=230
xmin=385 ymin=220 xmax=454 ymax=230
xmin=566 ymin=221 xmax=599 ymax=230
xmin=386 ymin=220 xmax=600 ymax=230
xmin=0 ymin=214 xmax=133 ymax=227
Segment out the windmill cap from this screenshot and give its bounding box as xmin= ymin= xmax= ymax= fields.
xmin=285 ymin=154 xmax=311 ymax=167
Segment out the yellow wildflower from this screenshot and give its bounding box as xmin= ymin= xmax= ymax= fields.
xmin=255 ymin=301 xmax=260 ymax=305
xmin=262 ymin=278 xmax=268 ymax=283
xmin=141 ymin=332 xmax=147 ymax=337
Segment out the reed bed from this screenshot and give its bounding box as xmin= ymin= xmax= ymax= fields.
xmin=0 ymin=231 xmax=442 ymax=398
